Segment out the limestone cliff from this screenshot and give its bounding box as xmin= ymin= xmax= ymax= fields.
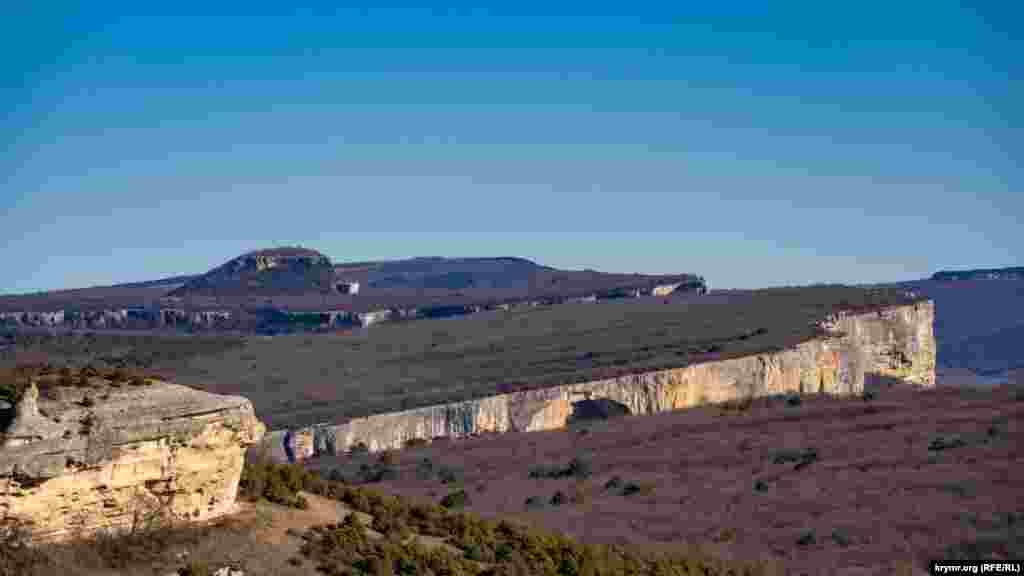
xmin=0 ymin=380 xmax=265 ymax=542
xmin=263 ymin=301 xmax=935 ymax=459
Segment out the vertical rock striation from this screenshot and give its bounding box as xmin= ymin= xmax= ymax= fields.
xmin=261 ymin=302 xmax=935 ymax=459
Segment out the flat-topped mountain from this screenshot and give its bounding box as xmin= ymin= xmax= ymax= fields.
xmin=168 ymin=247 xmax=336 ymax=298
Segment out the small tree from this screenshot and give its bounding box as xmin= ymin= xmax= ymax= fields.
xmin=440 ymin=489 xmax=470 ymax=509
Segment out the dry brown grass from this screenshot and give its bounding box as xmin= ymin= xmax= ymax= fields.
xmin=2 ymin=493 xmax=356 ymax=576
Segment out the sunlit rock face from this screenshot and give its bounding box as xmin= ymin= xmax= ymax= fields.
xmin=261 ymin=302 xmax=935 ymax=459
xmin=0 ymin=381 xmax=265 ymax=543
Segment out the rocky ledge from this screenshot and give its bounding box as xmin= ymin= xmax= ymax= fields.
xmin=0 ymin=379 xmax=264 ymax=542
xmin=262 ymin=301 xmax=935 ymax=458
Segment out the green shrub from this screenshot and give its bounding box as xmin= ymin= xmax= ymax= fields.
xmin=831 ymin=529 xmax=851 ymax=547
xmin=567 ymin=456 xmax=592 ymax=480
xmin=238 ymin=460 xmax=312 ymax=509
xmin=929 ymin=435 xmax=967 ymax=451
xmin=772 ymin=448 xmax=818 ymax=470
xmin=528 ymin=464 xmax=560 ymax=479
xmin=356 ymin=461 xmax=398 ymax=484
xmin=528 ymin=456 xmax=592 ymax=480
xmin=303 ymin=478 xmax=782 ymax=576
xmin=796 ymin=531 xmax=816 ymax=547
xmin=495 ymin=541 xmax=515 ymax=562
xmin=416 ymin=457 xmax=435 ymax=481
xmin=785 ymin=393 xmax=802 ymax=407
xmin=463 ymin=543 xmax=484 ymax=561
xmin=603 ymin=476 xmax=623 ymax=491
xmin=440 ymin=490 xmax=470 ymax=510
xmin=550 ymin=491 xmax=567 ymax=506
xmin=438 ymin=465 xmax=459 ymax=484
xmin=621 ymin=482 xmax=641 ymax=496
xmin=524 ymin=496 xmax=544 ymax=510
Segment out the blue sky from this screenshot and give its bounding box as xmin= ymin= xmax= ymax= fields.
xmin=2 ymin=1 xmax=1020 ymax=293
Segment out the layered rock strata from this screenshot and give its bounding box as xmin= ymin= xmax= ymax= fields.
xmin=0 ymin=380 xmax=264 ymax=542
xmin=262 ymin=302 xmax=935 ymax=459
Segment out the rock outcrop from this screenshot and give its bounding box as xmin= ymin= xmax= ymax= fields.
xmin=263 ymin=301 xmax=935 ymax=459
xmin=0 ymin=380 xmax=264 ymax=542
xmin=169 ymin=246 xmax=336 ymax=298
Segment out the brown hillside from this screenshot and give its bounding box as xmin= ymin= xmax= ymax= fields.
xmin=308 ymin=383 xmax=1024 ymax=575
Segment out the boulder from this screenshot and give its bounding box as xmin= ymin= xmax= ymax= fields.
xmin=0 ymin=379 xmax=265 ymax=542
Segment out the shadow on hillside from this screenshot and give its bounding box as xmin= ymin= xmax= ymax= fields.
xmin=864 ymin=372 xmax=922 ymax=394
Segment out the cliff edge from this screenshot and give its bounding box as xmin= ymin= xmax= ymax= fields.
xmin=263 ymin=300 xmax=935 ymax=458
xmin=0 ymin=378 xmax=265 ymax=542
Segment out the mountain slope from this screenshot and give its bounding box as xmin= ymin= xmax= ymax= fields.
xmin=169 ymin=247 xmax=335 ymax=298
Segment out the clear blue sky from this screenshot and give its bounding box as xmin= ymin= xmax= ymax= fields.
xmin=2 ymin=1 xmax=1020 ymax=293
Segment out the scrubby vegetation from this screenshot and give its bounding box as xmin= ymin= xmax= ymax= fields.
xmin=213 ymin=459 xmax=776 ymax=574
xmin=1 ymin=332 xmax=245 ymax=372
xmin=440 ymin=489 xmax=470 ymax=510
xmin=238 ymin=458 xmax=314 ymax=509
xmin=437 ymin=465 xmax=461 ymax=485
xmin=528 ymin=456 xmax=592 ymax=480
xmin=1 ymin=363 xmax=157 ymax=406
xmin=297 ymin=480 xmax=773 ymax=576
xmin=770 ymin=448 xmax=818 ymax=471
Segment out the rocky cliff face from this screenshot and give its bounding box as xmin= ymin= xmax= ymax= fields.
xmin=0 ymin=380 xmax=264 ymax=542
xmin=262 ymin=302 xmax=935 ymax=459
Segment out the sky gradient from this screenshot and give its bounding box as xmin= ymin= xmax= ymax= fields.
xmin=2 ymin=1 xmax=1021 ymax=293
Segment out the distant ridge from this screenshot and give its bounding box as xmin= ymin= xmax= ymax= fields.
xmin=110 ymin=275 xmax=198 ymax=289
xmin=931 ymin=266 xmax=1024 ymax=281
xmin=0 ymin=248 xmax=704 ymax=320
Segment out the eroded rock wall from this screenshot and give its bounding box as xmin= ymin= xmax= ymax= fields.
xmin=0 ymin=381 xmax=265 ymax=542
xmin=262 ymin=302 xmax=934 ymax=459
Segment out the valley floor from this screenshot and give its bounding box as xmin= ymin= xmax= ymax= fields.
xmin=309 ymin=383 xmax=1023 ymax=575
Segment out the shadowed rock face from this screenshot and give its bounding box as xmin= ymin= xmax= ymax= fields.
xmin=261 ymin=302 xmax=935 ymax=460
xmin=568 ymin=398 xmax=631 ymax=423
xmin=0 ymin=381 xmax=265 ymax=542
